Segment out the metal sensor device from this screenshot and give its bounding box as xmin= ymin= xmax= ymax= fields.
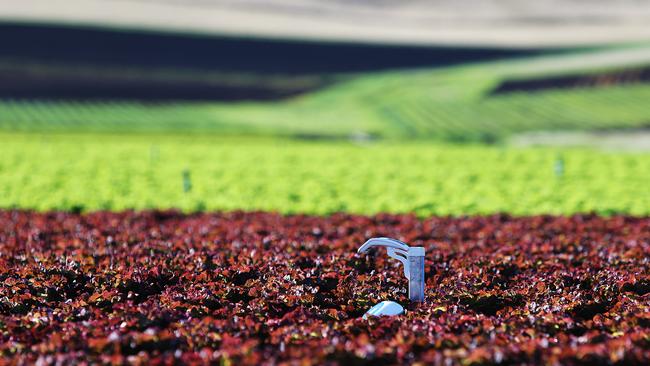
xmin=358 ymin=237 xmax=425 ymax=302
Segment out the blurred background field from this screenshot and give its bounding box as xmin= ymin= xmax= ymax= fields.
xmin=0 ymin=1 xmax=649 ymax=216
xmin=2 ymin=46 xmax=649 ymax=143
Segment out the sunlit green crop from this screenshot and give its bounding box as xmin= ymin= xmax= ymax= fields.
xmin=1 ymin=46 xmax=649 ymax=141
xmin=1 ymin=133 xmax=648 ymax=216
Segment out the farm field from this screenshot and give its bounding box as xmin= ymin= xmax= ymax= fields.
xmin=1 ymin=210 xmax=648 ymax=364
xmin=1 ymin=18 xmax=649 ymax=365
xmin=1 ymin=133 xmax=649 ymax=216
xmin=1 ymin=46 xmax=649 ymax=142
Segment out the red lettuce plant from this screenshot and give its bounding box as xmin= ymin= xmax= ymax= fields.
xmin=0 ymin=210 xmax=648 ymax=365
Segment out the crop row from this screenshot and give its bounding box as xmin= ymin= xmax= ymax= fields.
xmin=1 ymin=210 xmax=648 ymax=364
xmin=379 ymin=84 xmax=650 ymax=141
xmin=1 ymin=133 xmax=649 ymax=216
xmin=0 ymin=53 xmax=649 ymax=141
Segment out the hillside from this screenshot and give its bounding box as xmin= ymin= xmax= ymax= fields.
xmin=2 ymin=0 xmax=650 ymax=47
xmin=1 ymin=45 xmax=649 ymax=142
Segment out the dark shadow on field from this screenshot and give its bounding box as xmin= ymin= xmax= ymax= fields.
xmin=492 ymin=65 xmax=650 ymax=94
xmin=0 ymin=22 xmax=551 ymax=101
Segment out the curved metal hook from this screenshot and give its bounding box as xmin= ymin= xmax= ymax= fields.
xmin=357 ymin=237 xmax=426 ymax=302
xmin=358 ymin=237 xmax=410 ymax=253
xmin=387 ymin=247 xmax=409 ymax=277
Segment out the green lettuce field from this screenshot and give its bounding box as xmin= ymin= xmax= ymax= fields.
xmin=2 ymin=133 xmax=648 ymax=216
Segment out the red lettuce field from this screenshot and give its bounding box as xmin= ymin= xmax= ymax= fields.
xmin=1 ymin=210 xmax=649 ymax=365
